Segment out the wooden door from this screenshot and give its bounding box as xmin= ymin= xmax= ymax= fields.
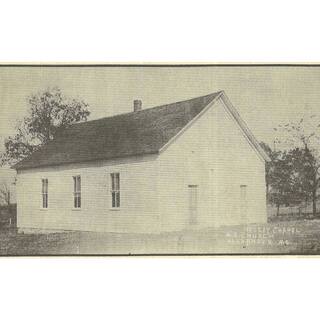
xmin=188 ymin=185 xmax=198 ymax=225
xmin=240 ymin=185 xmax=247 ymax=222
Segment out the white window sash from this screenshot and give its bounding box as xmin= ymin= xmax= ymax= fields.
xmin=41 ymin=179 xmax=48 ymax=208
xmin=73 ymin=176 xmax=81 ymax=208
xmin=110 ymin=173 xmax=120 ymax=208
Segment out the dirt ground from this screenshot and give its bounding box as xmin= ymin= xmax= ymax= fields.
xmin=0 ymin=218 xmax=320 ymax=255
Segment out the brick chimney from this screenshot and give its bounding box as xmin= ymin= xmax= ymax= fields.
xmin=133 ymin=99 xmax=142 ymax=112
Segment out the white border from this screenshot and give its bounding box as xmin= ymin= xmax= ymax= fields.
xmin=1 ymin=0 xmax=320 ymax=320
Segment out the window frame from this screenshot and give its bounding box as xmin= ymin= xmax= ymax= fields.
xmin=73 ymin=175 xmax=81 ymax=209
xmin=41 ymin=178 xmax=49 ymax=209
xmin=110 ymin=172 xmax=120 ymax=210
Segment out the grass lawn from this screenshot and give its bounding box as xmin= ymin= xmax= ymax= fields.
xmin=1 ymin=218 xmax=320 ymax=255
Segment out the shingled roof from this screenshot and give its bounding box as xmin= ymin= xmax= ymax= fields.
xmin=13 ymin=91 xmax=223 ymax=170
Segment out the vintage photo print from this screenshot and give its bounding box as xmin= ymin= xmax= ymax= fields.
xmin=0 ymin=64 xmax=319 ymax=255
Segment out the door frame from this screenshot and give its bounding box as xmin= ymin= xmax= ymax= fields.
xmin=188 ymin=184 xmax=198 ymax=225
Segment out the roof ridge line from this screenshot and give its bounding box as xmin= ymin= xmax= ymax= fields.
xmin=68 ymin=91 xmax=223 ymax=127
xmin=12 ymin=90 xmax=223 ymax=170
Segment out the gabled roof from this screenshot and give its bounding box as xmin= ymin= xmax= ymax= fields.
xmin=13 ymin=91 xmax=222 ymax=170
xmin=219 ymin=93 xmax=270 ymax=163
xmin=13 ymin=90 xmax=270 ymax=170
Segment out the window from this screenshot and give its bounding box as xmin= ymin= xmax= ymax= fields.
xmin=73 ymin=176 xmax=81 ymax=208
xmin=110 ymin=173 xmax=120 ymax=208
xmin=41 ymin=179 xmax=48 ymax=208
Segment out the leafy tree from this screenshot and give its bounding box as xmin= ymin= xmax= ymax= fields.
xmin=260 ymin=141 xmax=280 ymax=198
xmin=1 ymin=87 xmax=90 ymax=166
xmin=260 ymin=142 xmax=307 ymax=215
xmin=268 ymin=151 xmax=296 ymax=215
xmin=287 ymin=147 xmax=319 ymax=214
xmin=275 ymin=115 xmax=320 ymax=215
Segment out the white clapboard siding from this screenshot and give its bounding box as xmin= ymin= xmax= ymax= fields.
xmin=158 ymin=97 xmax=267 ymax=232
xmin=17 ymin=155 xmax=160 ymax=233
xmin=16 ymin=95 xmax=267 ymax=234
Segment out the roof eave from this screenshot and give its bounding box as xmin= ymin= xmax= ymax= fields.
xmin=219 ymin=91 xmax=271 ymax=163
xmin=13 ymin=150 xmax=160 ymax=171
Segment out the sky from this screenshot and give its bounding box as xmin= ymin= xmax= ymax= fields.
xmin=1 ymin=65 xmax=320 ymax=158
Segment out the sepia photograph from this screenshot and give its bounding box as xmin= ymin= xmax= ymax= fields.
xmin=3 ymin=2 xmax=320 ymax=320
xmin=0 ymin=64 xmax=319 ymax=255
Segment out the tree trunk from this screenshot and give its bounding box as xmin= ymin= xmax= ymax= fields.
xmin=312 ymin=172 xmax=319 ymax=215
xmin=313 ymin=200 xmax=317 ymax=215
xmin=312 ymin=189 xmax=317 ymax=215
xmin=277 ymin=204 xmax=280 ymax=216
